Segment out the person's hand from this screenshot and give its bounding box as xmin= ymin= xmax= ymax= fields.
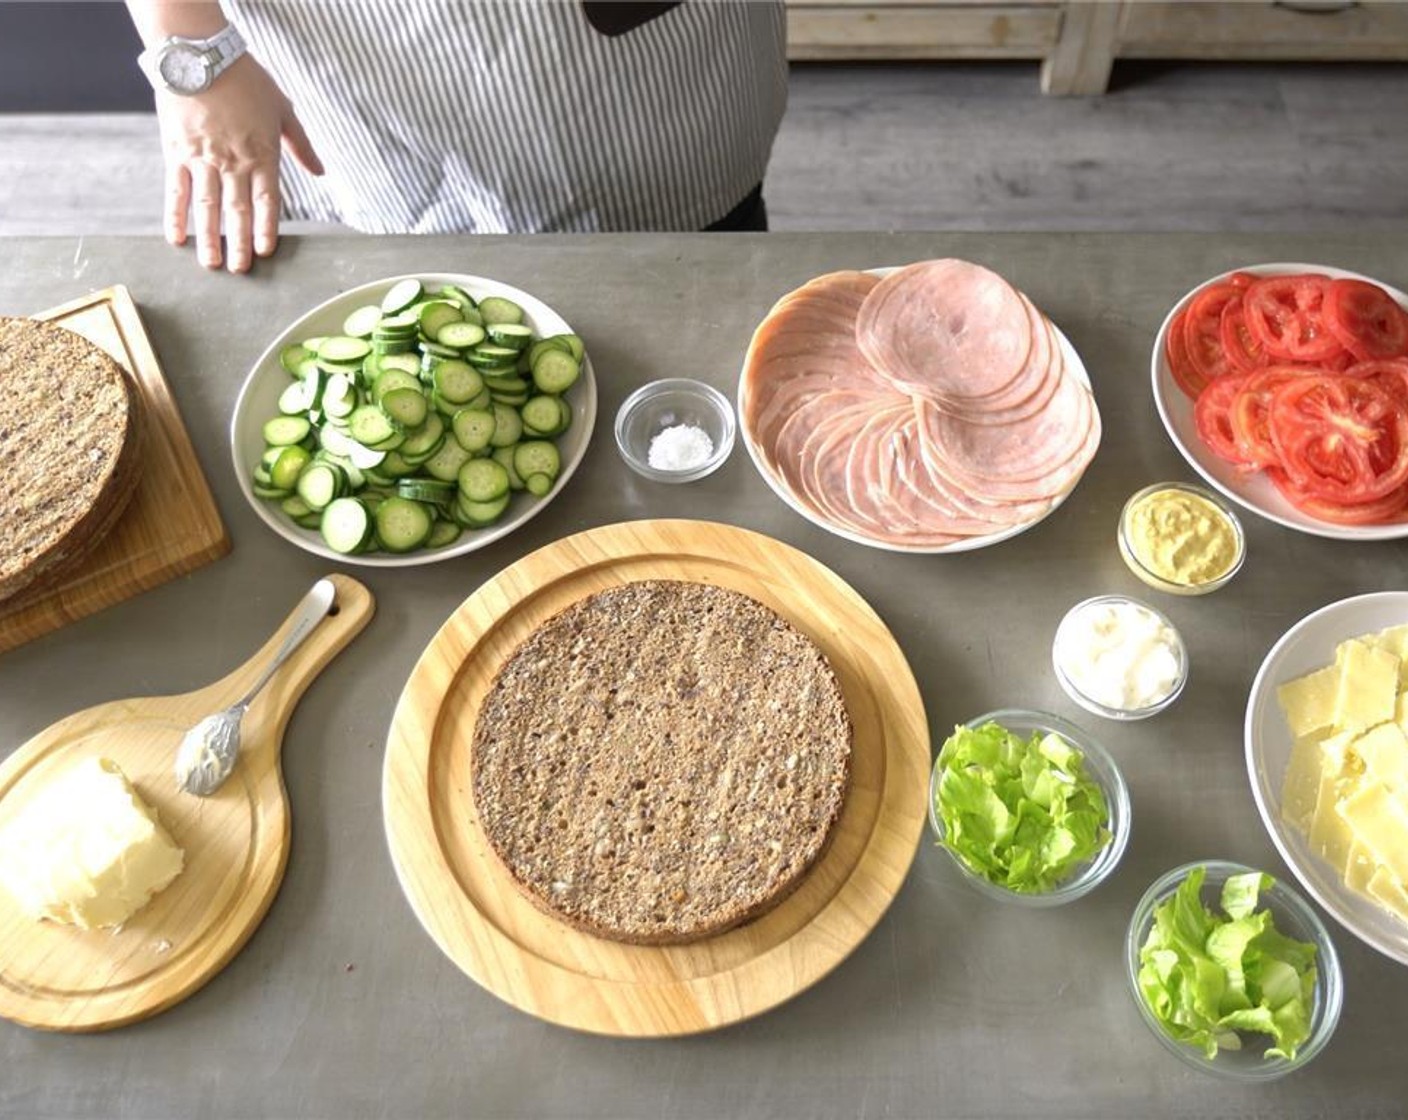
xmin=155 ymin=54 xmax=323 ymax=273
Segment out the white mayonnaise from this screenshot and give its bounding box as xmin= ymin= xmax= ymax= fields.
xmin=1053 ymin=596 xmax=1185 ymax=716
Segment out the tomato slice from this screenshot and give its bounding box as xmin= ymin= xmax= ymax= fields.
xmin=1165 ymin=309 xmax=1208 ymax=398
xmin=1184 ymin=283 xmax=1241 ymax=384
xmin=1243 ymin=274 xmax=1348 ymax=363
xmin=1228 ymin=366 xmax=1309 ymax=468
xmin=1269 ymin=375 xmax=1408 ymax=503
xmin=1195 ymin=372 xmax=1252 ymax=466
xmin=1267 ymin=467 xmax=1408 ymax=525
xmin=1324 ymin=278 xmax=1408 ymax=361
xmin=1219 ymin=294 xmax=1269 ymax=373
xmin=1347 ymin=358 xmax=1408 ymax=407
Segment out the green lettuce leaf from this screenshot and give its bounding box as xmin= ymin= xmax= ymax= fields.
xmin=933 ymin=721 xmax=1111 ymax=893
xmin=1136 ymin=866 xmax=1319 ymax=1062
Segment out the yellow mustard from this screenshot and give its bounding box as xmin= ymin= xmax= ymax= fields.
xmin=1123 ymin=487 xmax=1239 ymax=588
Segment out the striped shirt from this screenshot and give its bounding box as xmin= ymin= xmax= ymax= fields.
xmin=222 ymin=0 xmax=788 ymax=233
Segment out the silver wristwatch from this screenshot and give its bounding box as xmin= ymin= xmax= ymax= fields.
xmin=138 ymin=25 xmax=247 ymax=95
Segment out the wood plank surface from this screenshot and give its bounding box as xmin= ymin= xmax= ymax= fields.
xmin=0 ymin=574 xmax=373 ymax=1031
xmin=1119 ymin=2 xmax=1408 ymax=60
xmin=383 ymin=519 xmax=931 ymax=1036
xmin=787 ymin=4 xmax=1060 ymax=60
xmin=0 ymin=286 xmax=230 ymax=655
xmin=1041 ymin=1 xmax=1123 ymax=95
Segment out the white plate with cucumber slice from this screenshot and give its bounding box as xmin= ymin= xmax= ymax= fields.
xmin=231 ymin=273 xmax=596 ymax=566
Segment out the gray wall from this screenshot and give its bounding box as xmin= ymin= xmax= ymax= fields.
xmin=1 ymin=2 xmax=148 ymax=111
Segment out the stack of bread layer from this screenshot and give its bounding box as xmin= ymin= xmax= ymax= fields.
xmin=740 ymin=259 xmax=1100 ymax=550
xmin=471 ymin=580 xmax=852 ymax=946
xmin=0 ymin=317 xmax=144 ymax=605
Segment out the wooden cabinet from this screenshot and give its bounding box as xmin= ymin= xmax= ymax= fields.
xmin=786 ymin=1 xmax=1408 ymax=94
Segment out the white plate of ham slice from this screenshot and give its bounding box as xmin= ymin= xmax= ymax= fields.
xmin=738 ymin=261 xmax=1101 ymax=554
xmin=1151 ymin=262 xmax=1408 ymax=541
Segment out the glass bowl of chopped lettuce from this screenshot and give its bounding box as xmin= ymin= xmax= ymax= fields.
xmin=927 ymin=709 xmax=1130 ymax=906
xmin=1125 ymin=861 xmax=1343 ymax=1080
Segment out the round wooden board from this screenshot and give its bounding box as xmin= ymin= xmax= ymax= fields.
xmin=383 ymin=520 xmax=930 ymax=1036
xmin=0 ymin=574 xmax=373 ymax=1032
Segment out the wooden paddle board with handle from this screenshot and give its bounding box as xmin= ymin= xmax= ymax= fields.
xmin=0 ymin=573 xmax=373 ymax=1032
xmin=384 ymin=520 xmax=930 ymax=1036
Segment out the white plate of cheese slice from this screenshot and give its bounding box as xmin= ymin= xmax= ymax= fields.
xmin=1245 ymin=591 xmax=1408 ymax=967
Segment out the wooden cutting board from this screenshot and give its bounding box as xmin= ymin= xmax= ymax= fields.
xmin=0 ymin=286 xmax=230 ymax=655
xmin=0 ymin=573 xmax=374 ymax=1032
xmin=383 ymin=519 xmax=931 ymax=1036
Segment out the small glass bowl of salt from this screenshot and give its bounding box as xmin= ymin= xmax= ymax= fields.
xmin=614 ymin=378 xmax=736 ymax=483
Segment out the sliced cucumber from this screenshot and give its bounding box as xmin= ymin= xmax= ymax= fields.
xmin=321 ymin=497 xmax=373 ymax=554
xmin=513 ymin=440 xmax=561 ymax=481
xmin=531 ymin=349 xmax=579 ymax=395
xmin=422 ymin=438 xmax=475 ymax=482
xmin=432 ymin=360 xmax=485 ymax=405
xmin=477 ymin=296 xmax=524 ymax=326
xmin=381 ymin=386 xmax=428 ymax=429
xmin=348 ymin=405 xmax=399 ymax=448
xmin=455 ymin=492 xmax=511 ymax=527
xmin=520 ymin=395 xmax=564 ymax=436
xmin=375 ymin=496 xmax=433 ymax=552
xmin=451 ymin=408 xmax=496 ymax=453
xmin=458 ymin=458 xmax=510 ymax=503
xmin=280 ymin=343 xmax=313 ymax=375
xmin=270 ymin=445 xmax=312 ymax=491
xmin=263 ymin=415 xmax=311 ymax=446
xmin=436 ymin=321 xmax=487 ymax=350
xmin=491 ymin=445 xmax=526 ymax=491
xmin=296 ymin=462 xmax=344 ymax=510
xmin=488 ymin=403 xmax=523 ymax=449
xmin=426 ymin=519 xmax=463 ymax=549
xmin=381 ymin=278 xmax=424 ymax=315
xmin=342 ymin=305 xmax=384 ymax=339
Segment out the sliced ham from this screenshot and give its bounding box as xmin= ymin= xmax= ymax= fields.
xmin=739 ymin=259 xmax=1101 ymax=551
xmin=857 ymin=259 xmax=1033 ymax=403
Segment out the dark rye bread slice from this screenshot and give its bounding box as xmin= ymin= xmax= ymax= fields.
xmin=471 ymin=579 xmax=853 ymax=946
xmin=0 ymin=316 xmax=144 ymax=604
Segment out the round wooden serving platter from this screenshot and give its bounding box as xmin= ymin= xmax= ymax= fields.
xmin=383 ymin=520 xmax=930 ymax=1036
xmin=0 ymin=574 xmax=373 ymax=1032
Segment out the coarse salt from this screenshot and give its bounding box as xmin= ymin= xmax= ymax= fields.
xmin=647 ymin=423 xmax=714 ymax=472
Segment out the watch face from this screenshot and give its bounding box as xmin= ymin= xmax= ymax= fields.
xmin=158 ymin=46 xmax=211 ymax=93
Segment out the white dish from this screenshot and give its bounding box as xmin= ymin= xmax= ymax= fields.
xmin=1151 ymin=261 xmax=1408 ymax=542
xmin=1244 ymin=590 xmax=1408 ymax=967
xmin=737 ymin=266 xmax=1097 ymax=555
xmin=231 ymin=273 xmax=596 ymax=567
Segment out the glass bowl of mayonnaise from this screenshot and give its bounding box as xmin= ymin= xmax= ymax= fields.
xmin=1119 ymin=482 xmax=1245 ymax=596
xmin=1052 ymin=594 xmax=1188 ymax=721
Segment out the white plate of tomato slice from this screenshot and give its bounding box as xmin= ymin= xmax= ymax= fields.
xmin=1152 ymin=262 xmax=1408 ymax=540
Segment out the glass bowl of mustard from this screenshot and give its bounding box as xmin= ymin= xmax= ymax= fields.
xmin=1118 ymin=482 xmax=1245 ymax=596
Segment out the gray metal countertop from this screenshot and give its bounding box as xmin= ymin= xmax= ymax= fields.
xmin=2 ymin=233 xmax=1406 ymax=1119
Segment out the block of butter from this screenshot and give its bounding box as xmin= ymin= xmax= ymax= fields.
xmin=0 ymin=757 xmax=184 ymax=929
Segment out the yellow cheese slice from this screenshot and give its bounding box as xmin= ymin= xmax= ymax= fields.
xmin=1281 ymin=731 xmax=1328 ymax=834
xmin=1345 ymin=840 xmax=1378 ymax=894
xmin=1396 ymin=689 xmax=1408 ymax=734
xmin=1332 ymin=639 xmax=1400 ymax=733
xmin=1366 ymin=867 xmax=1408 ymax=924
xmin=1277 ymin=664 xmax=1341 ymax=739
xmin=1310 ymin=767 xmax=1360 ymax=878
xmin=1371 ymin=623 xmax=1408 ymax=684
xmin=1355 ymin=721 xmax=1408 ymax=792
xmin=1337 ymin=782 xmax=1408 ymax=885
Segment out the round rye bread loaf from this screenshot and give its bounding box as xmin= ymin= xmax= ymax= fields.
xmin=0 ymin=317 xmax=143 ymax=604
xmin=471 ymin=579 xmax=853 ymax=945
